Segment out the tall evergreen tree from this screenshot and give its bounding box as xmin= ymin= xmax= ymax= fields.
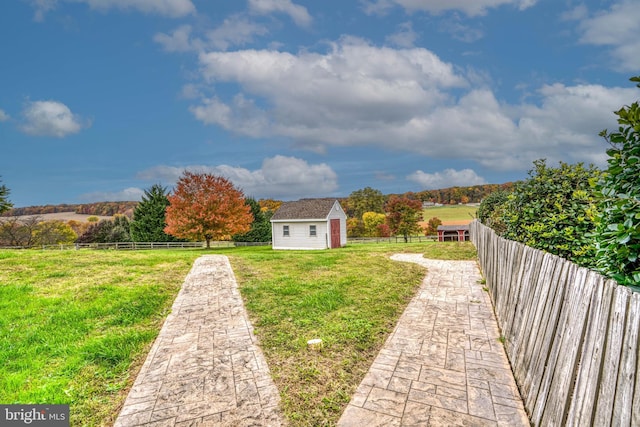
xmin=130 ymin=184 xmax=175 ymax=242
xmin=0 ymin=177 xmax=13 ymax=214
xmin=233 ymin=197 xmax=273 ymax=242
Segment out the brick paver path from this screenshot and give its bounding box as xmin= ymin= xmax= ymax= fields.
xmin=114 ymin=255 xmax=283 ymax=427
xmin=338 ymin=255 xmax=529 ymax=427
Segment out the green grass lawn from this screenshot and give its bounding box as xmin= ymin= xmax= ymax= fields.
xmin=230 ymin=241 xmax=476 ymax=426
xmin=0 ymin=249 xmax=202 ymax=426
xmin=0 ymin=241 xmax=476 ymax=426
xmin=422 ymin=204 xmax=478 ymax=223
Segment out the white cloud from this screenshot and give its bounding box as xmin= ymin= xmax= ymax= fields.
xmin=30 ymin=0 xmax=57 ymax=22
xmin=180 ymin=83 xmax=202 ymax=100
xmin=386 ymin=22 xmax=418 ymax=48
xmin=361 ymin=0 xmax=394 ymax=15
xmin=21 ymin=100 xmax=89 ymax=137
xmin=0 ymin=109 xmax=9 ymax=122
xmin=154 ymin=17 xmax=269 ymax=53
xmin=137 ymin=156 xmax=338 ymax=199
xmin=408 ymin=168 xmax=487 ymax=189
xmin=561 ymin=5 xmax=588 ymax=22
xmin=399 ymin=84 xmax=634 ymax=170
xmin=215 ymin=156 xmax=338 ymax=199
xmin=362 ymin=0 xmax=536 ymax=16
xmin=189 ymin=94 xmax=268 ymax=138
xmin=193 ymin=37 xmax=466 ymax=143
xmin=441 ymin=17 xmax=484 ymax=42
xmin=153 ymin=25 xmax=200 ymax=53
xmin=29 ymin=0 xmax=195 ymax=21
xmin=136 ymin=165 xmax=184 ymax=182
xmin=574 ymin=0 xmax=640 ymax=71
xmin=188 ymin=37 xmax=636 ymax=172
xmin=207 ymin=15 xmax=270 ymax=50
xmin=248 ymin=0 xmax=312 ymax=27
xmin=80 ymin=187 xmax=145 ymax=202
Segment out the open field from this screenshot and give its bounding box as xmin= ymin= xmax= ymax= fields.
xmin=0 ymin=241 xmax=477 ymax=426
xmin=422 ymin=204 xmax=478 ymax=225
xmin=5 ymin=212 xmax=114 ymax=223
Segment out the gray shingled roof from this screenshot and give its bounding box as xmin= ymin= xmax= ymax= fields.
xmin=271 ymin=198 xmax=339 ymax=221
xmin=437 ymin=224 xmax=470 ymax=231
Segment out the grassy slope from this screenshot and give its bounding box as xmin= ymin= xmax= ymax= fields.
xmin=422 ymin=205 xmax=478 ymax=224
xmin=0 ymin=242 xmax=476 ymax=426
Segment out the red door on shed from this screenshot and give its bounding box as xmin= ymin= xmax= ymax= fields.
xmin=330 ymin=219 xmax=341 ymax=248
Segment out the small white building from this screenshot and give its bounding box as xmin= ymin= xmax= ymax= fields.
xmin=271 ymin=199 xmax=347 ymax=250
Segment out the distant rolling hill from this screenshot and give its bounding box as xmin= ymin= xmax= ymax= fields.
xmin=2 ymin=201 xmax=138 ymax=219
xmin=9 ymin=212 xmax=115 ymax=223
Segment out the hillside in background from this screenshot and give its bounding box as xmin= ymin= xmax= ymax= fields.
xmin=2 ymin=183 xmax=513 ymax=219
xmin=2 ymin=201 xmax=138 ymax=218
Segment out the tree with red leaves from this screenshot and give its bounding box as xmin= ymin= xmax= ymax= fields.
xmin=164 ymin=171 xmax=252 ymax=248
xmin=385 ymin=196 xmax=423 ymax=243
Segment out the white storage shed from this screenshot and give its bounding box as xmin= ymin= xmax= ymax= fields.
xmin=271 ymin=199 xmax=347 ymax=250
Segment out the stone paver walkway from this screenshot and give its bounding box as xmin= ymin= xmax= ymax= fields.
xmin=338 ymin=255 xmax=529 ymax=427
xmin=114 ymin=255 xmax=283 ymax=427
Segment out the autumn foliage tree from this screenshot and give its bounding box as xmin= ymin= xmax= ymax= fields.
xmin=0 ymin=217 xmax=77 ymax=247
xmin=164 ymin=172 xmax=252 ymax=248
xmin=34 ymin=221 xmax=77 ymax=245
xmin=362 ymin=211 xmax=386 ymax=237
xmin=424 ymin=217 xmax=442 ymax=236
xmin=385 ymin=196 xmax=423 ymax=242
xmin=347 ymin=187 xmax=385 ymax=218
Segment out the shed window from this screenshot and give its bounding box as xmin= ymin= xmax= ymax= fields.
xmin=283 ymin=225 xmax=290 ymax=237
xmin=309 ymin=225 xmax=317 ymax=236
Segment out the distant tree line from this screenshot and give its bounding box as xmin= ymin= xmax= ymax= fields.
xmin=0 ymin=173 xmax=512 ymax=248
xmin=412 ymin=183 xmax=514 ymax=205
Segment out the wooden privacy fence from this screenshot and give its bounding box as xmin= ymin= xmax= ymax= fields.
xmin=470 ymin=220 xmax=640 ymax=427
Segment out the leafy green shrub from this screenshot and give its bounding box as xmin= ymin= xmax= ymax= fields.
xmin=477 ymin=190 xmax=510 ymax=234
xmin=593 ymin=76 xmax=640 ymax=287
xmin=501 ymin=159 xmax=601 ymax=268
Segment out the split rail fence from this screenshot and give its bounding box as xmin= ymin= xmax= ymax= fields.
xmin=470 ymin=220 xmax=639 ymax=426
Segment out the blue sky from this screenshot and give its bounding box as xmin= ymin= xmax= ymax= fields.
xmin=1 ymin=0 xmax=638 ymax=207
